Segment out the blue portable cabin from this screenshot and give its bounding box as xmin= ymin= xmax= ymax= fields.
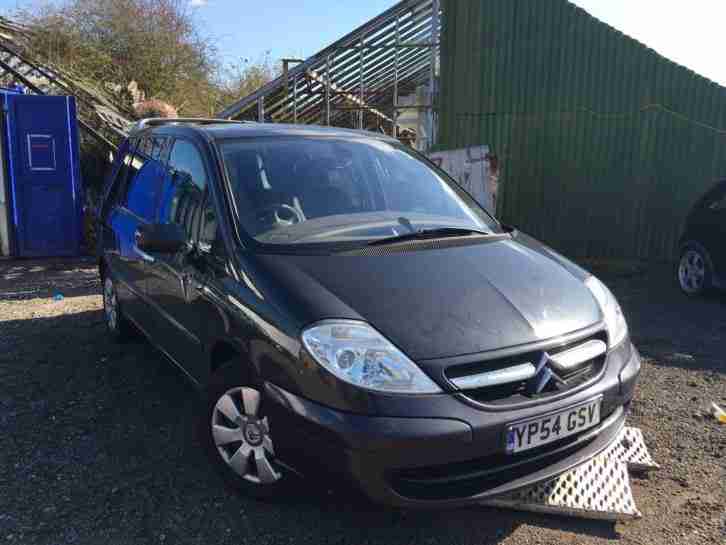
xmin=0 ymin=90 xmax=83 ymax=257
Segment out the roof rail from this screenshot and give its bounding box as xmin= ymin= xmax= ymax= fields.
xmin=130 ymin=117 xmax=252 ymax=133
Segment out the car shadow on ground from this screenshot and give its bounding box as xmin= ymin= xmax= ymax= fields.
xmin=1 ymin=301 xmax=621 ymax=544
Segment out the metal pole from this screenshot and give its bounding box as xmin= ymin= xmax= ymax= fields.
xmin=393 ymin=15 xmax=400 ymax=137
xmin=325 ymin=55 xmax=331 ymax=126
xmin=359 ymin=38 xmax=365 ymax=130
xmin=293 ymin=77 xmax=298 ymax=124
xmin=428 ymin=0 xmax=440 ymax=149
xmin=283 ymin=60 xmax=289 ymax=95
xmin=257 ymin=97 xmax=265 ymax=123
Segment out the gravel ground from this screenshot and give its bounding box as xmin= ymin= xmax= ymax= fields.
xmin=0 ymin=258 xmax=724 ymax=544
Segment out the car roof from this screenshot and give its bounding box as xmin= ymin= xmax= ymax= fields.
xmin=204 ymin=122 xmax=396 ymax=142
xmin=132 ymin=119 xmax=398 ymax=144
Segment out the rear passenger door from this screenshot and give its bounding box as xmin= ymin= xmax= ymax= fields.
xmin=103 ymin=136 xmax=164 ymax=330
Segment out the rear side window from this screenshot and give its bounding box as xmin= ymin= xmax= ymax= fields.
xmin=137 ymin=136 xmax=153 ymax=158
xmin=124 ymin=151 xmax=160 ymax=221
xmin=138 ymin=135 xmax=168 ymax=161
xmin=151 ymin=137 xmax=167 ymax=160
xmin=102 ymin=140 xmax=135 ymax=216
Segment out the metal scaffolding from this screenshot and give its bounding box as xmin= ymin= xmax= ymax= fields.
xmin=218 ymin=0 xmax=441 ymax=150
xmin=0 ymin=17 xmax=133 ymax=152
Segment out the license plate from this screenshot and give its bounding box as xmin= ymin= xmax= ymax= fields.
xmin=506 ymin=397 xmax=601 ymax=454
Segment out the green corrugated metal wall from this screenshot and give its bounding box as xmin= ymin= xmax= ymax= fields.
xmin=438 ymin=0 xmax=726 ymax=261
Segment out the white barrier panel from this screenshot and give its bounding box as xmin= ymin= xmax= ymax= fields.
xmin=428 ymin=146 xmax=496 ymax=214
xmin=483 ymin=426 xmax=659 ymax=521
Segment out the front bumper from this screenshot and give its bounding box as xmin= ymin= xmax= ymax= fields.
xmin=265 ymin=343 xmax=641 ymax=509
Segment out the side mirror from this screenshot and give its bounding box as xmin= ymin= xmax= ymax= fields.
xmin=135 ymin=223 xmax=188 ymax=254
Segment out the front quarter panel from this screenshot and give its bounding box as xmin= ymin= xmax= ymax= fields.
xmin=225 ymin=253 xmax=457 ymax=415
xmin=513 ymin=230 xmax=592 ymax=282
xmin=222 ymin=254 xmax=365 ymax=412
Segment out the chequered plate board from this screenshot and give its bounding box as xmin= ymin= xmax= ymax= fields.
xmin=482 ymin=426 xmax=659 ymax=521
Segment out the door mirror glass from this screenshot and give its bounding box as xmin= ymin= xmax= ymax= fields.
xmin=136 ymin=223 xmax=188 ymax=254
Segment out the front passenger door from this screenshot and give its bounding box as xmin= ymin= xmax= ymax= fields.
xmin=145 ymin=139 xmax=209 ymax=382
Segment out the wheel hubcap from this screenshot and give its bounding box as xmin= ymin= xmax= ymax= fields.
xmin=211 ymin=387 xmax=280 ymax=485
xmin=679 ymin=250 xmax=706 ymax=293
xmin=103 ymin=278 xmax=118 ymax=331
xmin=244 ymin=422 xmax=264 ymax=446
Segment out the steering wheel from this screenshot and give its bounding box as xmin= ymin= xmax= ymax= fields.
xmin=256 ymin=204 xmax=304 ymax=227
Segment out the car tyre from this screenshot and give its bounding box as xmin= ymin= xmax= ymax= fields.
xmin=202 ymin=362 xmax=289 ymax=500
xmin=102 ymin=275 xmax=135 ymax=341
xmin=677 ymin=243 xmax=713 ymax=297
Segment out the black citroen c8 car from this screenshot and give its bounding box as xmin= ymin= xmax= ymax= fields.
xmin=98 ymin=118 xmax=640 ymax=508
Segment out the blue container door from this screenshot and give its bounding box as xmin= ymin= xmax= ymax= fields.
xmin=5 ymin=94 xmax=82 ymax=257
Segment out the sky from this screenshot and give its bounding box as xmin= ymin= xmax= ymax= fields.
xmin=2 ymin=0 xmax=726 ymax=86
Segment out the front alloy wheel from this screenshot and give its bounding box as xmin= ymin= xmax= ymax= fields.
xmin=678 ymin=247 xmax=711 ymax=296
xmin=211 ymin=387 xmax=281 ymax=485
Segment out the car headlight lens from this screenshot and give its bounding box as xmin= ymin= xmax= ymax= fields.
xmin=585 ymin=276 xmax=628 ymax=347
xmin=301 ymin=321 xmax=442 ymax=394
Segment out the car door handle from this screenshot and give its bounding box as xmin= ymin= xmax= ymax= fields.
xmin=133 ymin=230 xmax=156 ymax=264
xmin=133 ymin=244 xmax=156 ymax=264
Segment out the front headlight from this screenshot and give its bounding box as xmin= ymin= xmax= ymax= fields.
xmin=585 ymin=276 xmax=628 ymax=347
xmin=301 ymin=321 xmax=442 ymax=394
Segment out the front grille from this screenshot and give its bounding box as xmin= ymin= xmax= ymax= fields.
xmin=390 ymin=437 xmax=594 ymax=500
xmin=389 ymin=404 xmax=619 ymax=501
xmin=446 ymin=331 xmax=608 ymax=407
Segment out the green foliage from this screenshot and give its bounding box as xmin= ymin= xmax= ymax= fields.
xmin=16 ymin=0 xmax=275 ymax=117
xmin=214 ymin=54 xmax=279 ymax=110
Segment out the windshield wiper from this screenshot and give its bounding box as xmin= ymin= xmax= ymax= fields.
xmin=368 ymin=226 xmax=491 ymax=247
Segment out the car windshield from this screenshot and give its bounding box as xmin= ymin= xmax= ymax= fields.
xmin=218 ymin=136 xmax=499 ymax=247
